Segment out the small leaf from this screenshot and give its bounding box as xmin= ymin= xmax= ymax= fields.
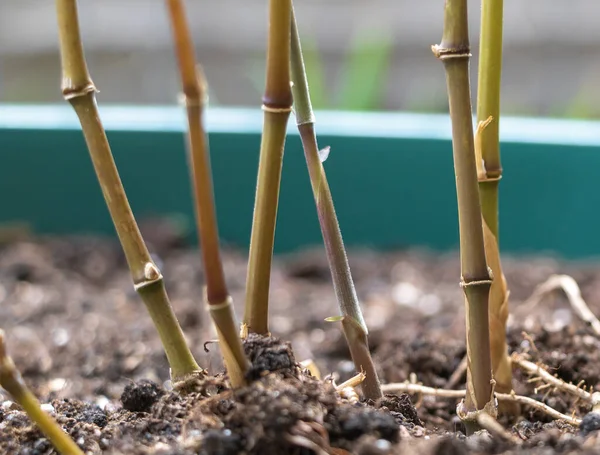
xmin=325 ymin=315 xmax=345 ymax=323
xmin=318 ymin=146 xmax=331 ymax=163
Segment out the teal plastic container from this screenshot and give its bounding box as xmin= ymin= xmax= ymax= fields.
xmin=1 ymin=104 xmax=599 ymax=259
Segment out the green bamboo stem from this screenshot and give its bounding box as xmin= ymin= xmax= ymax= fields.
xmin=0 ymin=331 xmax=85 ymax=455
xmin=165 ymin=0 xmax=249 ymax=387
xmin=55 ymin=0 xmax=201 ymax=381
xmin=243 ymin=0 xmax=293 ymax=336
xmin=432 ymin=0 xmax=495 ymax=433
xmin=290 ymin=8 xmax=382 ymax=401
xmin=476 ymin=0 xmax=514 ymax=401
xmin=476 ymin=0 xmax=504 ymax=238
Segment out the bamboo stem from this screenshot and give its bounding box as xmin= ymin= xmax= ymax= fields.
xmin=243 ymin=0 xmax=293 ymax=336
xmin=0 ymin=331 xmax=85 ymax=455
xmin=476 ymin=0 xmax=513 ymax=400
xmin=55 ymin=0 xmax=200 ymax=381
xmin=165 ymin=0 xmax=249 ymax=388
xmin=290 ymin=7 xmax=382 ymax=401
xmin=432 ymin=0 xmax=494 ymax=432
xmin=165 ymin=0 xmax=227 ymax=306
xmin=476 ymin=0 xmax=504 ymax=236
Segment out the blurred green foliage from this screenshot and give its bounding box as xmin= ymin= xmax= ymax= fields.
xmin=303 ymin=28 xmax=394 ymax=111
xmin=247 ymin=27 xmax=394 ymax=112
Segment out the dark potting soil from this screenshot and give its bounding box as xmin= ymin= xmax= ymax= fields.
xmin=3 ymin=222 xmax=600 ymax=453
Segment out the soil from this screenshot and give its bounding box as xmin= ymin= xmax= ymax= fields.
xmin=2 ymin=218 xmax=600 ymax=454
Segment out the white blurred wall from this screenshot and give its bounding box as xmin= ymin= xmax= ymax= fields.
xmin=2 ymin=0 xmax=600 ymax=116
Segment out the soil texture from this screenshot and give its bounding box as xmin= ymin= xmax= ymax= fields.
xmin=2 ymin=222 xmax=600 ymax=454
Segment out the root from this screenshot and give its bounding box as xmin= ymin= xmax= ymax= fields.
xmin=287 ymin=420 xmax=331 ymax=455
xmin=522 ymin=274 xmax=600 ymax=336
xmin=476 ymin=412 xmax=522 ymax=445
xmin=299 ymin=359 xmax=322 ymax=380
xmin=447 ymin=354 xmax=468 ymax=389
xmin=381 ymin=382 xmax=581 ymax=426
xmin=285 ymin=434 xmax=329 ymax=455
xmin=382 ymin=382 xmax=465 ymax=399
xmin=512 ymin=353 xmax=600 ymax=411
xmin=335 ymin=371 xmax=366 ymax=391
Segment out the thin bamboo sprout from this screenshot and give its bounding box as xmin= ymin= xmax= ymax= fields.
xmin=475 ymin=0 xmax=514 ymax=403
xmin=381 ymin=382 xmax=581 ymax=426
xmin=0 ymin=331 xmax=85 ymax=455
xmin=432 ymin=0 xmax=494 ymax=426
xmin=55 ymin=0 xmax=200 ymax=380
xmin=290 ymin=6 xmax=382 ymax=400
xmin=476 ymin=0 xmax=504 ymax=235
xmin=165 ymin=0 xmax=227 ymax=305
xmin=475 ymin=118 xmax=513 ymax=400
xmin=243 ymin=0 xmax=293 ymax=336
xmin=165 ymin=0 xmax=249 ymax=388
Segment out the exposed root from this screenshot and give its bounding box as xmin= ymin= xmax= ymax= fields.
xmin=446 ymin=354 xmax=468 ymax=389
xmin=381 ymin=382 xmax=581 ymax=425
xmin=382 ymin=382 xmax=465 ymax=399
xmin=285 ymin=434 xmax=329 ymax=455
xmin=476 ymin=412 xmax=522 ymax=446
xmin=300 ymin=359 xmax=322 ymax=379
xmin=512 ymin=353 xmax=600 ymax=411
xmin=522 ymin=274 xmax=600 ymax=336
xmin=335 ymin=371 xmax=366 ymax=391
xmin=287 ymin=420 xmax=331 ymax=455
xmin=496 ymin=392 xmax=581 ymax=426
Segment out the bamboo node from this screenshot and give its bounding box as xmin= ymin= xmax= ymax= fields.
xmin=61 ymin=80 xmax=97 ymax=101
xmin=133 ymin=263 xmax=163 ymax=290
xmin=297 ymin=116 xmax=316 ymax=126
xmin=457 ymin=380 xmax=498 ymax=422
xmin=208 ymin=296 xmax=234 ymax=311
xmin=478 ymin=175 xmax=502 ymax=183
xmin=261 ymin=104 xmax=293 ymax=114
xmin=177 ymin=92 xmax=208 ymax=108
xmin=460 ymin=278 xmax=493 ymax=289
xmin=431 ymin=44 xmax=472 ymax=60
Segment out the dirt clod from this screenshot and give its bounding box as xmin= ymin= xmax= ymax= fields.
xmin=198 ymin=429 xmax=242 ymax=455
xmin=433 ymin=436 xmax=468 ymax=455
xmin=120 ymin=380 xmax=165 ymax=413
xmin=580 ymin=412 xmax=600 ymax=436
xmin=243 ymin=333 xmax=298 ymax=380
xmin=377 ymin=393 xmax=421 ymax=427
xmin=327 ymin=404 xmax=400 ymax=447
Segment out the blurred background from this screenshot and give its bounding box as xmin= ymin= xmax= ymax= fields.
xmin=2 ymin=0 xmax=600 ymax=118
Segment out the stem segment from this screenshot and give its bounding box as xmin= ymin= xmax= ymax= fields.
xmin=165 ymin=0 xmax=249 ymax=387
xmin=0 ymin=331 xmax=85 ymax=455
xmin=476 ymin=0 xmax=503 ymax=236
xmin=56 ymin=0 xmax=200 ymax=381
xmin=432 ymin=0 xmax=495 ymax=433
xmin=290 ymin=8 xmax=382 ymax=401
xmin=243 ymin=0 xmax=293 ymax=336
xmin=476 ymin=0 xmax=513 ymax=399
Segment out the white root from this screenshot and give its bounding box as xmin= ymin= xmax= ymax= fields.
xmin=512 ymin=354 xmax=591 ymax=402
xmin=381 ymin=382 xmax=581 ymax=426
xmin=523 ymin=274 xmax=600 ymax=336
xmin=335 ymin=371 xmax=366 ymax=391
xmin=476 ymin=412 xmax=522 ymax=445
xmin=512 ymin=353 xmax=600 ymax=412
